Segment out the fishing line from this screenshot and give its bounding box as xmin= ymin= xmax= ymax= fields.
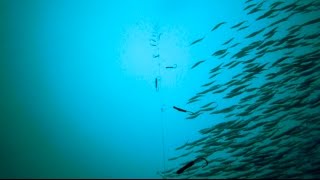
xmin=152 ymin=24 xmax=167 ymax=172
xmin=158 ymin=61 xmax=167 ymax=171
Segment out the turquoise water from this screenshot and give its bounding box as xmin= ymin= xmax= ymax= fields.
xmin=1 ymin=0 xmax=319 ymax=178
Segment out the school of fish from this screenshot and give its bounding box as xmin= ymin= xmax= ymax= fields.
xmin=160 ymin=0 xmax=320 ymax=178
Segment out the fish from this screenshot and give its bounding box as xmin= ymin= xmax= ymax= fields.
xmin=165 ymin=64 xmax=177 ymax=69
xmin=200 ymin=106 xmax=218 ymax=112
xmin=191 ymin=60 xmax=206 ymax=69
xmin=175 ymin=141 xmax=190 ymax=151
xmin=228 ymin=61 xmax=243 ymax=68
xmin=201 ymin=80 xmax=215 ymax=87
xmin=198 ymin=84 xmax=221 ymax=94
xmin=219 ymin=52 xmax=229 ymax=59
xmin=187 ymin=98 xmax=201 ymax=104
xmin=229 ymin=42 xmax=240 ymax=48
xmin=247 ymin=7 xmax=262 ymax=15
xmin=176 ymin=158 xmax=208 ymax=174
xmin=257 ymin=40 xmax=276 ymax=50
xmin=210 ymin=63 xmax=223 ymax=73
xmin=186 ymin=112 xmax=201 ymax=120
xmin=155 ymin=77 xmax=160 ymax=91
xmin=211 ymin=22 xmax=226 ymax=32
xmin=263 ymin=27 xmax=277 ymax=39
xmin=212 ymin=49 xmax=228 ymax=56
xmin=256 ymin=9 xmax=276 ymax=21
xmin=270 ymin=1 xmax=285 ymax=9
xmin=244 ymin=4 xmax=256 ymax=11
xmin=295 ymin=1 xmax=317 ymax=13
xmin=240 ymin=94 xmax=257 ymax=102
xmin=271 ymin=56 xmax=292 ymax=67
xmin=278 ymin=1 xmax=299 ymax=12
xmin=190 ymin=36 xmax=205 ymax=46
xmin=245 ymin=28 xmax=265 ymax=38
xmin=237 ymin=25 xmax=249 ymax=31
xmin=231 ymin=21 xmax=247 ymax=29
xmin=212 ymin=87 xmax=228 ymax=94
xmin=210 ymin=105 xmax=238 ymax=114
xmin=302 ymin=17 xmax=320 ymax=27
xmin=209 ymin=72 xmax=220 ymax=79
xmin=269 ymin=12 xmax=294 ymax=27
xmin=173 ymin=106 xmax=194 ymax=114
xmin=153 ymin=54 xmax=160 ymax=58
xmin=201 ymin=102 xmax=216 ymax=109
xmin=222 ymin=38 xmax=234 ymax=45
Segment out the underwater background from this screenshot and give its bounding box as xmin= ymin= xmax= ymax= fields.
xmin=1 ymin=0 xmax=319 ymax=178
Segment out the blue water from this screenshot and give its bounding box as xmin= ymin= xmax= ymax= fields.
xmin=1 ymin=0 xmax=319 ymax=178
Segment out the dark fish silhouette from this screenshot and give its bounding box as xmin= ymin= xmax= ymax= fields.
xmin=165 ymin=64 xmax=177 ymax=69
xmin=201 ymin=80 xmax=215 ymax=87
xmin=211 ymin=22 xmax=226 ymax=31
xmin=212 ymin=49 xmax=228 ymax=56
xmin=231 ymin=21 xmax=247 ymax=29
xmin=173 ymin=106 xmax=194 ymax=114
xmin=237 ymin=25 xmax=249 ymax=31
xmin=230 ymin=42 xmax=240 ymax=48
xmin=222 ymin=38 xmax=234 ymax=45
xmin=247 ymin=7 xmax=262 ymax=15
xmin=191 ymin=60 xmax=206 ymax=69
xmin=244 ymin=4 xmax=256 ymax=11
xmin=256 ymin=9 xmax=276 ymax=21
xmin=176 ymin=157 xmax=208 ymax=174
xmin=186 ymin=112 xmax=201 ymax=119
xmin=270 ymin=1 xmax=284 ymax=9
xmin=269 ymin=12 xmax=294 ymax=27
xmin=155 ymin=77 xmax=160 ymax=92
xmin=190 ymin=37 xmax=205 ymax=46
xmin=263 ymin=27 xmax=277 ymax=39
xmin=245 ymin=28 xmax=265 ymax=38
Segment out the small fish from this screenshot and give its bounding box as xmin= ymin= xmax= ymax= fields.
xmin=201 ymin=80 xmax=215 ymax=87
xmin=229 ymin=43 xmax=240 ymax=49
xmin=165 ymin=64 xmax=177 ymax=69
xmin=270 ymin=1 xmax=284 ymax=9
xmin=237 ymin=25 xmax=249 ymax=31
xmin=191 ymin=60 xmax=206 ymax=69
xmin=155 ymin=77 xmax=160 ymax=92
xmin=200 ymin=102 xmax=215 ymax=108
xmin=219 ymin=52 xmax=229 ymax=59
xmin=256 ymin=9 xmax=276 ymax=21
xmin=269 ymin=12 xmax=294 ymax=27
xmin=247 ymin=7 xmax=262 ymax=15
xmin=231 ymin=21 xmax=247 ymax=29
xmin=176 ymin=158 xmax=208 ymax=174
xmin=190 ymin=37 xmax=205 ymax=46
xmin=209 ymin=72 xmax=220 ymax=79
xmin=222 ymin=38 xmax=234 ymax=45
xmin=302 ymin=17 xmax=320 ymax=27
xmin=263 ymin=27 xmax=277 ymax=39
xmin=245 ymin=28 xmax=265 ymax=38
xmin=212 ymin=49 xmax=228 ymax=56
xmin=210 ymin=63 xmax=223 ymax=73
xmin=244 ymin=4 xmax=256 ymax=11
xmin=186 ymin=112 xmax=201 ymax=119
xmin=211 ymin=22 xmax=226 ymax=31
xmin=173 ymin=106 xmax=194 ymax=114
xmin=153 ymin=54 xmax=160 ymax=58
